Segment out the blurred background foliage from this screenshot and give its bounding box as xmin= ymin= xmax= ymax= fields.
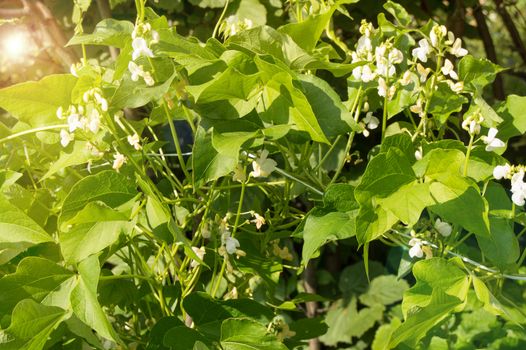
xmin=2 ymin=1 xmax=526 ymax=348
xmin=4 ymin=0 xmax=526 ymax=103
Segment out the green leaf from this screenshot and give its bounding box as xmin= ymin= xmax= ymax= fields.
xmin=427 ymin=83 xmax=468 ymax=124
xmin=192 ymin=126 xmax=238 ymax=184
xmin=476 ymin=217 xmax=519 ymax=269
xmin=220 ymin=318 xmax=288 ymax=350
xmin=301 ymin=210 xmax=358 ymax=265
xmin=111 ymin=68 xmax=177 ymax=109
xmin=71 ymin=255 xmax=119 ymax=342
xmin=0 ymin=300 xmax=68 ymax=350
xmin=227 ymin=26 xmax=312 ymax=68
xmin=320 ymin=297 xmax=384 ymax=346
xmin=377 ymin=181 xmax=435 ymax=226
xmin=402 ymin=258 xmax=470 ymax=317
xmin=390 ymin=290 xmax=462 ymax=348
xmin=0 ymin=257 xmax=74 ymax=315
xmin=257 ymin=72 xmax=329 ymax=143
xmin=0 ymin=74 xmax=76 ymax=127
xmin=496 ymin=95 xmax=526 ymax=141
xmin=60 ymin=221 xmax=130 ymax=264
xmin=355 ymin=203 xmax=399 ymax=243
xmin=359 ymin=275 xmax=409 ymax=307
xmin=472 ymin=276 xmax=507 ymax=316
xmin=187 ymin=67 xmax=260 ymax=104
xmin=429 ymin=180 xmax=490 ymax=237
xmin=355 ymin=148 xmax=416 ymax=204
xmin=458 ymin=56 xmax=504 ymax=93
xmin=147 ymin=317 xmax=185 ymax=350
xmin=42 ymin=141 xmax=94 ymax=180
xmin=0 ymin=195 xmax=52 ymax=261
xmin=59 ymin=170 xmax=137 ymax=225
xmin=163 ymin=326 xmax=211 ymax=349
xmin=64 ymin=201 xmax=130 ymax=226
xmin=372 ymin=317 xmax=402 ymax=350
xmin=383 ymin=1 xmax=412 ymax=26
xmin=184 ymin=292 xmax=274 ymax=339
xmin=323 ymin=184 xmax=359 ymax=212
xmin=298 ymin=74 xmax=360 ymax=136
xmin=278 ymin=9 xmax=335 ymax=52
xmin=67 ymin=19 xmax=134 ymax=48
xmin=288 ymin=317 xmax=328 ymax=341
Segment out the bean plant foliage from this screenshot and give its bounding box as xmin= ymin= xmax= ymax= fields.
xmin=1 ymin=0 xmax=526 ymax=349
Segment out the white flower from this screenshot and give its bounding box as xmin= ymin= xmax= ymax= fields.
xmin=512 ymin=191 xmax=526 ymax=206
xmin=113 ymin=152 xmax=126 ymax=172
xmin=128 ymin=61 xmax=155 ymax=86
xmin=410 ymin=99 xmax=423 ymax=115
xmin=356 ymin=35 xmax=372 ymax=53
xmin=482 ymin=128 xmax=505 ymax=152
xmin=232 ymin=164 xmax=246 ymax=183
xmin=493 ymin=163 xmax=511 ymax=180
xmin=70 ymin=64 xmax=79 ymax=77
xmin=447 ymin=80 xmax=464 ymax=93
xmin=434 ymin=218 xmax=452 ymax=237
xmin=250 ymin=150 xmax=277 ymax=178
xmin=88 ymin=115 xmax=100 ymax=133
xmin=389 ymin=48 xmax=403 ymax=64
xmin=151 ymin=30 xmax=160 ymax=44
xmin=450 ymin=38 xmax=468 ymax=57
xmin=56 ymin=106 xmax=64 ymax=119
xmin=361 ymin=65 xmax=376 ymax=82
xmin=68 ymin=114 xmax=82 ymax=132
xmin=60 ymin=129 xmax=73 ymax=147
xmin=469 ymin=120 xmax=480 ymax=135
xmin=416 ymin=63 xmax=431 ymax=82
xmin=143 ymin=72 xmax=155 ymax=86
xmin=400 ymin=71 xmax=412 ymax=86
xmin=415 ymin=147 xmax=423 ymax=160
xmin=408 ymin=238 xmax=424 ymax=259
xmin=510 ymin=169 xmax=526 ymax=206
xmin=511 ymin=169 xmax=524 ymax=191
xmin=430 ymin=25 xmax=447 ymax=48
xmin=412 ymin=39 xmax=431 ymax=63
xmin=127 ymin=133 xmax=142 ymax=150
xmin=364 ymin=112 xmax=379 ymax=130
xmin=190 ymin=246 xmax=206 ymax=268
xmin=128 ymin=61 xmax=143 ymax=82
xmin=132 ymin=37 xmax=154 ymax=60
xmin=441 ymin=59 xmax=458 ymax=80
xmin=251 ymin=213 xmax=266 ymax=230
xmin=221 ymin=231 xmax=240 ymax=255
xmin=377 ymin=77 xmax=396 ymax=99
xmin=352 ymin=65 xmax=375 ymax=83
xmin=94 ymin=92 xmax=108 ymax=112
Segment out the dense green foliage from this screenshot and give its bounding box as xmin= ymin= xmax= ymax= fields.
xmin=2 ymin=0 xmax=526 ymax=349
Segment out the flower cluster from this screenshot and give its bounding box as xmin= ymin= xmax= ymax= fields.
xmin=250 ymin=150 xmax=277 ymax=178
xmin=128 ymin=23 xmax=158 ymax=86
xmin=461 ymin=112 xmax=484 ymax=136
xmin=481 ymin=127 xmax=505 ymax=152
xmin=220 ymin=15 xmax=253 ymax=38
xmin=493 ymin=164 xmax=526 ymax=206
xmin=351 ymin=21 xmax=404 ymax=99
xmin=56 ymin=88 xmax=108 ymax=148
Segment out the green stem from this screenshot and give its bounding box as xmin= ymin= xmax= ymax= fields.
xmin=463 ymin=133 xmax=475 ymax=177
xmin=212 ymin=0 xmax=229 ymax=39
xmin=162 ymin=102 xmax=191 ymax=181
xmin=329 ymin=87 xmax=363 ymax=186
xmin=0 ymin=124 xmax=68 ymax=145
xmin=212 ymin=176 xmax=247 ymax=297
